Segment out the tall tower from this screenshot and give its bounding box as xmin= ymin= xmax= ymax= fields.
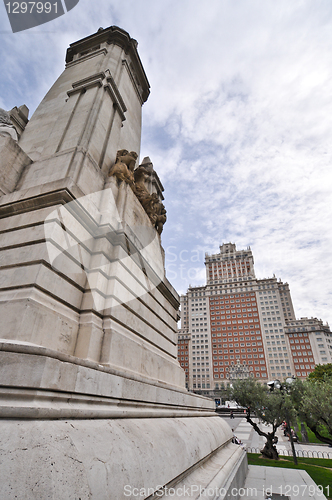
xmin=0 ymin=26 xmax=183 ymax=385
xmin=205 ymin=243 xmax=255 ymax=285
xmin=18 ymin=26 xmax=149 ymax=191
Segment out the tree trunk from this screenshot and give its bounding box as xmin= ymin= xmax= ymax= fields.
xmin=245 ymin=412 xmax=280 ymax=459
xmin=261 ymin=437 xmax=279 ymax=460
xmin=300 ymin=422 xmax=309 ymax=443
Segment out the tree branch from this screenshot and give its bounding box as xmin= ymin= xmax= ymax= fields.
xmin=320 ymin=416 xmax=332 ymax=433
xmin=246 ymin=414 xmax=269 ymax=439
xmin=307 ymin=424 xmax=332 ymax=446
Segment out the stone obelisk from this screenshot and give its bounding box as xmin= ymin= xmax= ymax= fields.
xmin=0 ymin=26 xmax=246 ymax=499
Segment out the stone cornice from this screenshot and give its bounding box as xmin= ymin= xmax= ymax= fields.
xmin=66 ymin=26 xmax=150 ymax=103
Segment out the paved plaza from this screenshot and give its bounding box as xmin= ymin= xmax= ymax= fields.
xmin=221 ymin=416 xmax=330 ymax=500
xmin=243 ymin=465 xmax=327 ymax=500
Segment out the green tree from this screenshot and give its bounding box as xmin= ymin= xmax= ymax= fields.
xmin=297 ymin=377 xmax=332 ymax=446
xmin=228 ymin=378 xmax=295 ymax=459
xmin=308 ymin=363 xmax=332 ymax=381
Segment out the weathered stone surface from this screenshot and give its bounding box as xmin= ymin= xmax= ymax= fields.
xmin=0 ymin=135 xmax=31 ymax=195
xmin=0 ymin=176 xmax=183 ymax=385
xmin=0 ymin=417 xmax=245 ymax=500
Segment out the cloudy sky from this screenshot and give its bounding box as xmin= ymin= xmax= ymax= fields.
xmin=1 ymin=0 xmax=332 ymax=326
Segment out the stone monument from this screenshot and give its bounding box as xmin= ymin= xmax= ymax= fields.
xmin=0 ymin=26 xmax=247 ymax=499
xmin=0 ymin=108 xmax=18 ymax=140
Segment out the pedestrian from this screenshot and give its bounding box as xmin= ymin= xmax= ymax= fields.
xmin=232 ymin=430 xmax=244 ymax=449
xmin=290 ymin=429 xmax=298 ymax=443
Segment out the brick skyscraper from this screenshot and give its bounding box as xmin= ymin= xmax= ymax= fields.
xmin=178 ymin=243 xmax=331 ymax=395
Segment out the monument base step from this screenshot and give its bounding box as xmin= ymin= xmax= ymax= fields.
xmin=0 ymin=417 xmax=247 ymax=500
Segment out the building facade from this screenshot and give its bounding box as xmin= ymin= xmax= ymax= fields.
xmin=177 ymin=243 xmax=331 ymax=395
xmin=284 ymin=317 xmax=332 ymax=378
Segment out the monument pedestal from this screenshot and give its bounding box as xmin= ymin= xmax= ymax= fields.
xmin=0 ymin=26 xmax=247 ymax=499
xmin=0 ymin=341 xmax=247 ymax=499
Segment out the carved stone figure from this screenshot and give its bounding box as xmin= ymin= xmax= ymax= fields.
xmin=0 ymin=108 xmax=18 ymax=141
xmin=143 ymin=192 xmax=159 ymax=223
xmin=155 ymin=203 xmax=167 ymax=235
xmin=134 ymin=166 xmax=166 ymax=234
xmin=109 ymin=156 xmax=167 ymax=233
xmin=108 ymin=149 xmax=138 ymax=186
xmin=133 ymin=165 xmax=151 ymax=202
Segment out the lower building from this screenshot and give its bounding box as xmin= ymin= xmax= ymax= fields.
xmin=285 ymin=317 xmax=332 ymax=378
xmin=178 ymin=328 xmax=190 ymax=389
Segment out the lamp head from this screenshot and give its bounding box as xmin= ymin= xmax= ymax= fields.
xmin=267 ymin=379 xmax=281 ymax=391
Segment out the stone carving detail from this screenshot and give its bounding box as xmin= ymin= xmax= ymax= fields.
xmin=0 ymin=108 xmax=18 ymax=141
xmin=108 ymin=149 xmax=138 ymax=187
xmin=134 ymin=165 xmax=166 ymax=235
xmin=155 ymin=201 xmax=167 ymax=236
xmin=109 ymin=150 xmax=167 ymax=234
xmin=133 ymin=164 xmax=151 ymax=205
